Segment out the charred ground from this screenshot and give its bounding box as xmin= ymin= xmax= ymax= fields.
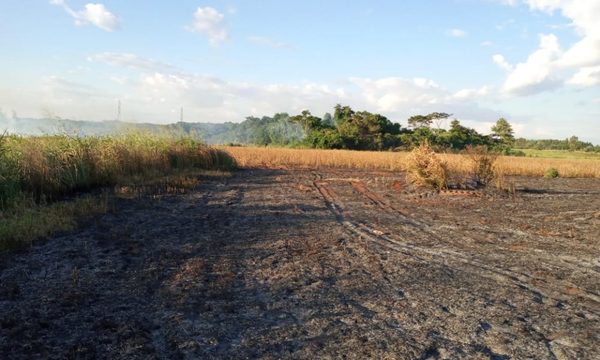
xmin=1 ymin=169 xmax=599 ymax=359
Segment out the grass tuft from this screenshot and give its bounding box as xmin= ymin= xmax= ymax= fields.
xmin=544 ymin=167 xmax=560 ymax=178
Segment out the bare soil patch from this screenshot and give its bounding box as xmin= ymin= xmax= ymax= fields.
xmin=1 ymin=169 xmax=599 ymax=359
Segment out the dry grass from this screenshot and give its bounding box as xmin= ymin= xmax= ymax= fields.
xmin=1 ymin=134 xmax=236 ymax=207
xmin=221 ymin=146 xmax=600 ymax=178
xmin=0 ymin=195 xmax=110 ymax=251
xmin=406 ymin=142 xmax=448 ymax=189
xmin=0 ymin=134 xmax=237 ymax=251
xmin=464 ymin=145 xmax=498 ymax=186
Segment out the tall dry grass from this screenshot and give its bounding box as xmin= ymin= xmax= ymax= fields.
xmin=0 ymin=134 xmax=236 ymax=250
xmin=221 ymin=146 xmax=600 ymax=178
xmin=0 ymin=134 xmax=236 ymax=208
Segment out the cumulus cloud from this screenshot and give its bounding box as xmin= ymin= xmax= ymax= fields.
xmin=50 ymin=0 xmax=120 ymax=32
xmin=188 ymin=7 xmax=229 ymax=46
xmin=492 ymin=54 xmax=513 ymax=72
xmin=350 ymin=77 xmax=445 ymax=112
xmin=567 ymin=65 xmax=600 ymax=86
xmin=452 ymin=86 xmax=493 ymax=100
xmin=498 ymin=0 xmax=600 ymax=94
xmin=128 ymin=73 xmax=501 ymax=125
xmin=1 ymin=66 xmax=504 ymax=128
xmin=448 ymin=28 xmax=468 ymax=37
xmin=500 ymin=34 xmax=563 ymax=95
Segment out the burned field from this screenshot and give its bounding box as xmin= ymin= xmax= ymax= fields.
xmin=1 ymin=169 xmax=599 ymax=359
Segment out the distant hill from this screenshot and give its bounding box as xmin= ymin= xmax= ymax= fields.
xmin=1 ymin=115 xmax=305 ymax=145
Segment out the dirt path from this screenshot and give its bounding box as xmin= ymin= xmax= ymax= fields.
xmin=1 ymin=169 xmax=599 ymax=359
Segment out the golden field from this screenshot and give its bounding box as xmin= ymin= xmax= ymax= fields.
xmin=221 ymin=146 xmax=600 ymax=178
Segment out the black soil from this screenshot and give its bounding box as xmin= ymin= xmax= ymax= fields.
xmin=1 ymin=169 xmax=599 ymax=359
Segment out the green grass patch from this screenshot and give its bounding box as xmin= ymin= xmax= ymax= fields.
xmin=517 ymin=149 xmax=600 ymax=160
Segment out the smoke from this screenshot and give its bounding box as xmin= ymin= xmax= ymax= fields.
xmin=0 ymin=108 xmax=17 ymax=134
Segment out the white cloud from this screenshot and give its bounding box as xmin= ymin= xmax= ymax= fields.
xmin=1 ymin=67 xmax=503 ymax=128
xmin=188 ymin=7 xmax=229 ymax=46
xmin=481 ymin=40 xmax=493 ymax=47
xmin=248 ymin=36 xmax=290 ymax=49
xmin=50 ymin=1 xmax=120 ymax=32
xmin=501 ymin=34 xmax=562 ymax=95
xmin=498 ymin=0 xmax=600 ymax=94
xmin=492 ymin=54 xmax=514 ymax=71
xmin=567 ymin=65 xmax=600 ymax=86
xmin=448 ymin=28 xmax=468 ymax=37
xmin=452 ymin=86 xmax=493 ymax=100
xmin=350 ymin=77 xmax=444 ymax=112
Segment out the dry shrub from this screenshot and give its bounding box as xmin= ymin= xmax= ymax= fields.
xmin=464 ymin=145 xmax=498 ymax=187
xmin=493 ymin=168 xmax=516 ymax=194
xmin=406 ymin=141 xmax=448 ymax=190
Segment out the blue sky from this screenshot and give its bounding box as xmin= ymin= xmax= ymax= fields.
xmin=0 ymin=0 xmax=599 ymax=142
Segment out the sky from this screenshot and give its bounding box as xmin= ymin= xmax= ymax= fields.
xmin=0 ymin=0 xmax=599 ymax=143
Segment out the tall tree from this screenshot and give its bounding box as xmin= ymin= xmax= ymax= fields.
xmin=491 ymin=118 xmax=514 ymax=145
xmin=407 ymin=115 xmax=432 ymax=128
xmin=429 ymin=112 xmax=452 ymax=129
xmin=407 ymin=112 xmax=451 ymax=129
xmin=333 ymin=104 xmax=355 ymax=126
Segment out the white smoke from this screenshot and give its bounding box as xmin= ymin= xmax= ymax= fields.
xmin=0 ymin=108 xmax=16 ymax=134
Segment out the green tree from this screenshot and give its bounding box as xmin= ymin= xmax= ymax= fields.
xmin=290 ymin=110 xmax=323 ymax=133
xmin=491 ymin=118 xmax=515 ymax=145
xmin=407 ymin=112 xmax=451 ymax=129
xmin=429 ymin=112 xmax=452 ymax=129
xmin=568 ymin=135 xmax=580 ymax=151
xmin=337 ymin=110 xmax=400 ymax=150
xmin=333 ymin=104 xmax=355 ymax=126
xmin=407 ymin=115 xmax=432 ymax=129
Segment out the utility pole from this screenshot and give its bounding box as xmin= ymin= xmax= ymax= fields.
xmin=117 ymin=100 xmax=121 ymax=121
xmin=180 ymin=106 xmax=183 ymax=122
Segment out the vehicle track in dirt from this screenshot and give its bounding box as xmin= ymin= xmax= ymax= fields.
xmin=311 ymin=170 xmax=599 ymax=359
xmin=312 ymin=173 xmax=600 ymax=310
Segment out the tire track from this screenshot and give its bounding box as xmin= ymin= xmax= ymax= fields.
xmin=341 ymin=176 xmax=600 ymax=303
xmin=312 ymin=175 xmax=600 ymax=317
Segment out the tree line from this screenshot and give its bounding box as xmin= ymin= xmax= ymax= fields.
xmin=244 ymin=105 xmax=519 ymax=153
xmin=514 ymin=136 xmax=600 ymax=152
